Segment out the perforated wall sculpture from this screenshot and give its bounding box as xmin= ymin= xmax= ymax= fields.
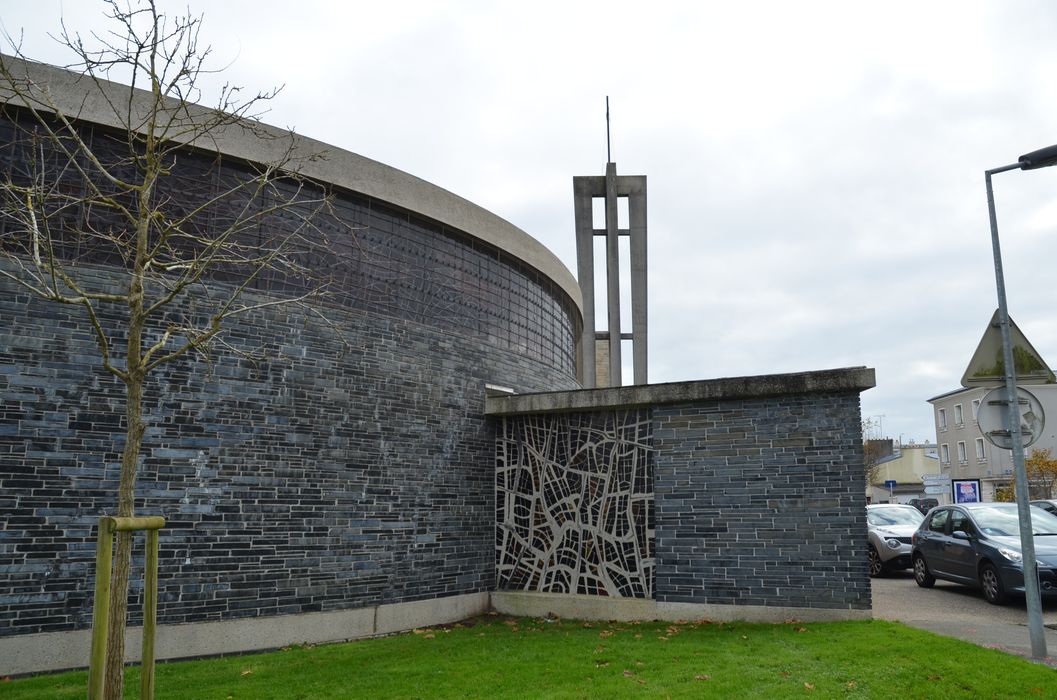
xmin=496 ymin=410 xmax=654 ymax=597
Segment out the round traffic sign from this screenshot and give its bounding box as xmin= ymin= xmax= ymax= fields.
xmin=976 ymin=386 xmax=1045 ymax=450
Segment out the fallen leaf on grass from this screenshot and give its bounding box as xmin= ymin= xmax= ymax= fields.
xmin=804 ymin=682 xmax=815 ymax=691
xmin=240 ymin=669 xmax=253 ymax=676
xmin=623 ymin=670 xmax=636 ymax=678
xmin=846 ymin=681 xmax=857 ymax=689
xmin=595 ymin=661 xmax=610 ymax=668
xmin=928 ymin=674 xmax=942 ymax=681
xmin=694 ymin=675 xmax=711 ymax=681
xmin=793 ymin=627 xmax=808 ymax=633
xmin=656 ymin=636 xmax=669 ymax=641
xmin=599 ymin=630 xmax=615 ymax=639
xmin=423 ymin=633 xmax=435 ymax=639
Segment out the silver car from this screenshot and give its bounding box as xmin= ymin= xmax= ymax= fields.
xmin=867 ymin=504 xmax=925 ymax=577
xmin=1031 ymin=499 xmax=1057 ymax=516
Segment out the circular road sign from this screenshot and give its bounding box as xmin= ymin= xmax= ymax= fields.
xmin=977 ymin=386 xmax=1045 ymax=450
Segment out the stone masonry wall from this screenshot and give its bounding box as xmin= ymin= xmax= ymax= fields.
xmin=0 ymin=263 xmax=579 ymax=636
xmin=653 ymin=392 xmax=869 ymax=610
xmin=490 ymin=373 xmax=871 ymax=613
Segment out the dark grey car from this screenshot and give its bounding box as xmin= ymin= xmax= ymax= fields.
xmin=911 ymin=502 xmax=1057 ymax=605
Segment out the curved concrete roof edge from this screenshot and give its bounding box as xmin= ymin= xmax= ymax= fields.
xmin=0 ymin=54 xmax=583 ymax=313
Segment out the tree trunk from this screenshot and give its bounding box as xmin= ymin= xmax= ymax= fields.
xmin=103 ymin=261 xmax=147 ymax=698
xmin=102 ymin=370 xmax=144 ymax=699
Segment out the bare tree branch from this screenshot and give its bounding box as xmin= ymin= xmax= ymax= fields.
xmin=0 ymin=3 xmax=350 ymax=696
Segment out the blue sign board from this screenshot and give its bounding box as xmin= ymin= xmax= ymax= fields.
xmin=884 ymin=480 xmax=898 ymax=489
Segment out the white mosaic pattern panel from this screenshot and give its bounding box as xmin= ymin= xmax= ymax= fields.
xmin=496 ymin=411 xmax=654 ymax=597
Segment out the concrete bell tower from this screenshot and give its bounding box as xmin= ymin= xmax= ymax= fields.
xmin=573 ymin=158 xmax=647 ymax=388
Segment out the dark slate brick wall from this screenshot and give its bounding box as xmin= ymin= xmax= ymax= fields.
xmin=0 ymin=264 xmax=578 ymax=636
xmin=653 ymin=393 xmax=869 ymax=610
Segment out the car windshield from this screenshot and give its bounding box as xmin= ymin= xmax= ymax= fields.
xmin=868 ymin=507 xmax=923 ymax=527
xmin=970 ymin=505 xmax=1057 ymax=537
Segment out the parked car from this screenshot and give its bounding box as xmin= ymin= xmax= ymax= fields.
xmin=911 ymin=502 xmax=1057 ymax=605
xmin=867 ymin=504 xmax=924 ymax=577
xmin=1031 ymin=499 xmax=1057 ymax=516
xmin=908 ymin=497 xmax=939 ymax=515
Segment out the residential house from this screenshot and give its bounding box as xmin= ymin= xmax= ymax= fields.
xmin=866 ymin=440 xmax=941 ymax=504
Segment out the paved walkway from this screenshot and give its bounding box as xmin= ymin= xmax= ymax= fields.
xmin=872 ymin=572 xmax=1057 ymax=668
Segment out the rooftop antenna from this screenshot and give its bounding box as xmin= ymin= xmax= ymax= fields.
xmin=606 ymin=96 xmax=611 ymax=163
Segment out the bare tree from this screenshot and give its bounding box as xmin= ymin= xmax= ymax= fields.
xmin=861 ymin=418 xmax=890 ymax=491
xmin=0 ymin=2 xmax=341 ymax=696
xmin=863 ymin=439 xmax=887 ymax=489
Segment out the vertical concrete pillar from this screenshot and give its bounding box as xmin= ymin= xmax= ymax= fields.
xmin=573 ymin=178 xmax=598 ymax=388
xmin=604 ymin=163 xmax=623 ymax=384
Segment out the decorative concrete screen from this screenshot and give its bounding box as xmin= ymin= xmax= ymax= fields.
xmin=496 ymin=410 xmax=654 ymax=597
xmin=489 ymin=368 xmax=877 ymax=621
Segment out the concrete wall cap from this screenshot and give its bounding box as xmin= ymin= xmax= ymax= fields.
xmin=486 ymin=366 xmax=876 ymax=415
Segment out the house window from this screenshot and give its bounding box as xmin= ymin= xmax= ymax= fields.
xmin=972 ymin=399 xmax=981 ymax=422
xmin=957 ymin=441 xmax=967 ymax=464
xmin=938 ymin=408 xmax=947 ymax=431
xmin=941 ymin=443 xmax=950 ymax=464
xmin=954 ymin=404 xmax=963 ymax=427
xmin=976 ymin=438 xmax=986 ymax=462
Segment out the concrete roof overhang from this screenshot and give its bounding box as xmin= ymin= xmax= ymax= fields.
xmin=0 ymin=54 xmax=583 ymax=316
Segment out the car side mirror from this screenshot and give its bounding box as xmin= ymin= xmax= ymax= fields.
xmin=952 ymin=530 xmax=972 ymax=540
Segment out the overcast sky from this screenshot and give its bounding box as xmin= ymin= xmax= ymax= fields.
xmin=5 ymin=1 xmax=1057 ymax=445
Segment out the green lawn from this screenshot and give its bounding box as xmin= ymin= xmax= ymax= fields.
xmin=4 ymin=616 xmax=1054 ymax=698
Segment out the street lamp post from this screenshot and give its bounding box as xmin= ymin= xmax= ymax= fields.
xmin=985 ymin=143 xmax=1057 ymax=660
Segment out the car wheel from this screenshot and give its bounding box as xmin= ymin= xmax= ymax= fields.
xmin=980 ymin=562 xmax=1008 ymax=605
xmin=868 ymin=546 xmax=886 ymax=578
xmin=913 ymin=554 xmax=935 ymax=588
